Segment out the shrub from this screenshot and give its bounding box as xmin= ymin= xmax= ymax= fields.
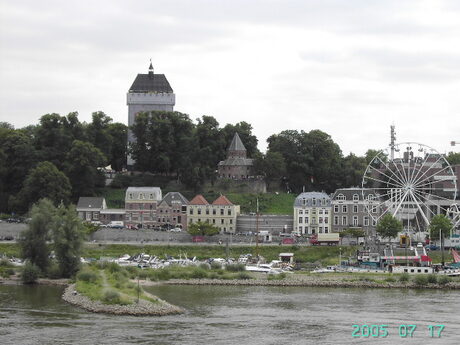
xmin=414 ymin=275 xmax=428 ymax=286
xmin=0 ymin=259 xmax=13 ymax=267
xmin=399 ymin=273 xmax=409 ymax=282
xmin=190 ymin=268 xmax=209 ymax=279
xmin=102 ymin=289 xmax=121 ymax=304
xmin=199 ymin=263 xmax=211 ymax=270
xmin=137 ymin=270 xmax=148 ymax=279
xmin=46 ymin=262 xmax=62 ymax=279
xmin=225 ymin=264 xmax=246 ymax=272
xmin=210 ymin=261 xmax=222 ymax=270
xmin=268 ymin=272 xmax=286 ymax=280
xmin=0 ymin=267 xmax=15 ymax=278
xmin=77 ymin=269 xmax=99 ymax=283
xmin=106 ymin=262 xmax=121 ymax=273
xmin=384 ymin=276 xmax=396 ymax=283
xmin=438 ymin=276 xmax=451 ymax=285
xmin=427 ymin=274 xmax=437 ymax=284
xmin=21 ymin=262 xmax=40 ymax=284
xmin=236 ymin=272 xmax=252 ymax=280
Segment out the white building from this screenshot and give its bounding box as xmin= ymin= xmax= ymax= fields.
xmin=293 ymin=192 xmax=332 ymax=235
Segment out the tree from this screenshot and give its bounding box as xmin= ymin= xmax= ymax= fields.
xmin=52 ymin=204 xmax=85 ymax=277
xmin=222 ymin=121 xmax=259 ymax=158
xmin=86 ymin=111 xmax=113 ymax=160
xmin=107 ymin=122 xmax=127 ymax=171
xmin=19 ymin=199 xmax=56 ymax=272
xmin=188 ymin=222 xmax=220 ymax=236
xmin=341 ymin=153 xmax=367 ymax=188
xmin=376 ymin=214 xmax=403 ymax=241
xmin=446 ymin=152 xmax=460 ymax=165
xmin=342 ymin=228 xmax=365 ymax=244
xmin=429 ymin=214 xmax=452 ymax=240
xmin=64 ymin=140 xmax=106 ymax=198
xmin=12 ymin=161 xmax=71 ymax=213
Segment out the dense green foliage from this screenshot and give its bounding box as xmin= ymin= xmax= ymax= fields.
xmin=188 ymin=222 xmax=220 ymax=236
xmin=429 ymin=214 xmax=453 ymax=240
xmin=376 ymin=214 xmax=403 ymax=240
xmin=19 ymin=199 xmax=85 ymax=278
xmin=21 ymin=262 xmax=40 ymax=284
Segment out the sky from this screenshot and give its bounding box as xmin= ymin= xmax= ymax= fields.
xmin=1 ymin=0 xmax=460 ymax=156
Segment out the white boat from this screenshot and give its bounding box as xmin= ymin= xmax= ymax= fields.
xmin=392 ymin=266 xmax=434 ymax=274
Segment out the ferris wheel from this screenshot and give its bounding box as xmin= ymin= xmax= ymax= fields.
xmin=362 ymin=142 xmax=457 ymax=232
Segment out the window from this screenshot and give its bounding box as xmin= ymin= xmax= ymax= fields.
xmin=139 ymin=193 xmax=144 ymax=200
xmin=220 ymin=209 xmax=224 ymax=216
xmin=334 ymin=205 xmax=339 ymax=213
xmin=353 ymin=216 xmax=358 ymax=226
xmin=368 ymin=194 xmax=375 ymax=201
xmin=302 ymin=198 xmax=306 ymax=205
xmin=212 ymin=219 xmax=216 ymax=224
xmin=206 ymin=209 xmax=209 ymax=215
xmin=322 ymin=198 xmax=326 ymax=206
xmin=334 ymin=216 xmax=339 ymax=225
xmin=325 ymin=217 xmax=328 ymax=224
xmin=319 ymin=226 xmax=323 ymax=233
xmin=364 ymin=216 xmax=369 ymax=226
xmin=129 ymin=193 xmax=133 ymax=200
xmin=149 ymin=193 xmax=154 ymax=200
xmin=305 ymin=209 xmax=309 ymax=214
xmin=353 ymin=194 xmax=359 ymax=201
xmin=372 ymin=206 xmax=377 ymax=214
xmin=299 ymin=217 xmax=303 ymax=224
xmin=86 ymin=213 xmax=91 ymax=221
xmin=319 ymin=209 xmax=323 ymax=215
xmin=337 ymin=194 xmax=346 ymax=201
xmin=230 ymin=219 xmax=233 ymax=224
xmin=319 ymin=217 xmax=323 ymax=223
xmin=324 ymin=226 xmax=329 ymax=233
xmin=93 ymin=213 xmax=99 ymax=220
xmin=324 ymin=210 xmax=329 ymax=215
xmin=189 ymin=209 xmax=193 ymax=215
xmin=342 ymin=205 xmax=348 ymax=213
xmin=353 ymin=205 xmax=358 ymax=213
xmin=198 ymin=209 xmax=202 ymax=215
xmin=221 ymin=219 xmax=224 ymax=224
xmin=228 ymin=210 xmax=231 ymax=216
xmin=299 ymin=209 xmax=303 ymax=215
xmin=312 ymin=198 xmax=316 ymax=206
xmin=213 ymin=209 xmax=216 ymax=215
xmin=305 ymin=216 xmax=309 ymax=224
xmin=372 ymin=218 xmax=377 ymax=226
xmin=342 ymin=216 xmax=348 ymax=226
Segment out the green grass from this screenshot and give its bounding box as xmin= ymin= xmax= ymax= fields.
xmin=96 ymin=188 xmax=296 ymax=215
xmin=0 ymin=243 xmax=21 ymax=257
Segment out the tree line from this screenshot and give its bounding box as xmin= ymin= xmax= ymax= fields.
xmin=2 ymin=110 xmax=459 ymax=215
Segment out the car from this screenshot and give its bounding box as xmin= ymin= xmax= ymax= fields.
xmin=169 ymin=228 xmax=182 ymax=232
xmin=6 ymin=218 xmax=21 ymax=223
xmin=4 ymin=235 xmax=14 ymax=241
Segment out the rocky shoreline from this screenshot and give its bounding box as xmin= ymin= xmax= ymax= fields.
xmin=62 ymin=284 xmax=183 ymax=316
xmin=157 ymin=277 xmax=460 ymax=290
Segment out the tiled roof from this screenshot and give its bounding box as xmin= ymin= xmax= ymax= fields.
xmin=294 ymin=192 xmax=331 ymax=207
xmin=159 ymin=192 xmax=189 ymax=207
xmin=228 ymin=132 xmax=246 ymax=152
xmin=129 ymin=74 xmax=173 ymax=93
xmin=189 ymin=194 xmax=209 ymax=205
xmin=77 ymin=197 xmax=105 ymax=209
xmin=212 ymin=195 xmax=233 ymax=205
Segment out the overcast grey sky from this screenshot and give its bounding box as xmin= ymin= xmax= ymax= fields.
xmin=1 ymin=0 xmax=459 ymax=156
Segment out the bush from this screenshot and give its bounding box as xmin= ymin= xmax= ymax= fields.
xmin=268 ymin=272 xmax=286 ymax=280
xmin=225 ymin=263 xmax=246 ymax=272
xmin=384 ymin=276 xmax=396 ymax=283
xmin=0 ymin=259 xmax=13 ymax=267
xmin=102 ymin=289 xmax=121 ymax=304
xmin=46 ymin=262 xmax=62 ymax=279
xmin=106 ymin=262 xmax=121 ymax=273
xmin=190 ymin=268 xmax=209 ymax=279
xmin=427 ymin=274 xmax=437 ymax=284
xmin=236 ymin=272 xmax=252 ymax=280
xmin=21 ymin=262 xmax=40 ymax=284
xmin=438 ymin=276 xmax=451 ymax=285
xmin=77 ymin=269 xmax=99 ymax=283
xmin=199 ymin=263 xmax=211 ymax=270
xmin=0 ymin=267 xmax=15 ymax=278
xmin=399 ymin=273 xmax=409 ymax=282
xmin=210 ymin=261 xmax=222 ymax=270
xmin=414 ymin=275 xmax=428 ymax=286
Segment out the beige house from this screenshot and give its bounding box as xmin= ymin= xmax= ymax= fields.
xmin=125 ymin=187 xmax=162 ymax=228
xmin=187 ymin=195 xmax=240 ymax=234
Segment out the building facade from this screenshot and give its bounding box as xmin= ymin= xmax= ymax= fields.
xmin=76 ymin=197 xmax=106 ymax=222
xmin=156 ymin=192 xmax=189 ymax=230
xmin=125 ymin=187 xmax=162 ymax=228
xmin=217 ymin=132 xmax=254 ymax=179
xmin=187 ymin=195 xmax=240 ymax=233
xmin=330 ymin=188 xmax=380 ymax=235
xmin=127 ymin=62 xmax=175 ymax=166
xmin=293 ymin=192 xmax=332 ymax=235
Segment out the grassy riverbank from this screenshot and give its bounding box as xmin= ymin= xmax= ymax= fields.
xmin=0 ymin=243 xmax=455 ymax=266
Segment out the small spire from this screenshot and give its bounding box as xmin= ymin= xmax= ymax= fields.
xmin=148 ymin=59 xmax=154 ymax=78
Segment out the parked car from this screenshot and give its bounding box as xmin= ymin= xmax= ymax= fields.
xmin=169 ymin=228 xmax=182 ymax=232
xmin=6 ymin=218 xmax=21 ymax=223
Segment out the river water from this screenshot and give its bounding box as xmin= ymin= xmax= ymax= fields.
xmin=0 ymin=284 xmax=459 ymax=345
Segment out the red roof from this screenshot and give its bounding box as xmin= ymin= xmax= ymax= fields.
xmin=212 ymin=195 xmax=233 ymax=205
xmin=189 ymin=194 xmax=209 ymax=205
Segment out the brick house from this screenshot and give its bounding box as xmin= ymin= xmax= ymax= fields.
xmin=331 ymin=188 xmax=381 ymax=236
xmin=156 ymin=192 xmax=189 ymax=230
xmin=125 ymin=187 xmax=162 ymax=228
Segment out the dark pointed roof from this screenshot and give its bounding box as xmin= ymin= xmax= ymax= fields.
xmin=228 ymin=132 xmax=246 ymax=151
xmin=159 ymin=192 xmax=189 ymax=207
xmin=129 ymin=73 xmax=173 ymax=93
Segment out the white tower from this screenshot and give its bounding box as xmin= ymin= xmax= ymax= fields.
xmin=127 ymin=61 xmax=175 ymax=166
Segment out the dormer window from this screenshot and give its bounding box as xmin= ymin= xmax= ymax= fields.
xmin=337 ymin=194 xmax=346 ymax=201
xmin=139 ymin=193 xmax=144 ymax=200
xmin=312 ymin=198 xmax=316 ymax=206
xmin=150 ymin=193 xmax=154 ymax=200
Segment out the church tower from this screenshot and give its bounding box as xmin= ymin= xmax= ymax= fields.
xmin=127 ymin=61 xmax=175 ymax=166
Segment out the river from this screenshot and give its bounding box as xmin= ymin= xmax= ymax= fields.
xmin=0 ymin=284 xmax=459 ymax=344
